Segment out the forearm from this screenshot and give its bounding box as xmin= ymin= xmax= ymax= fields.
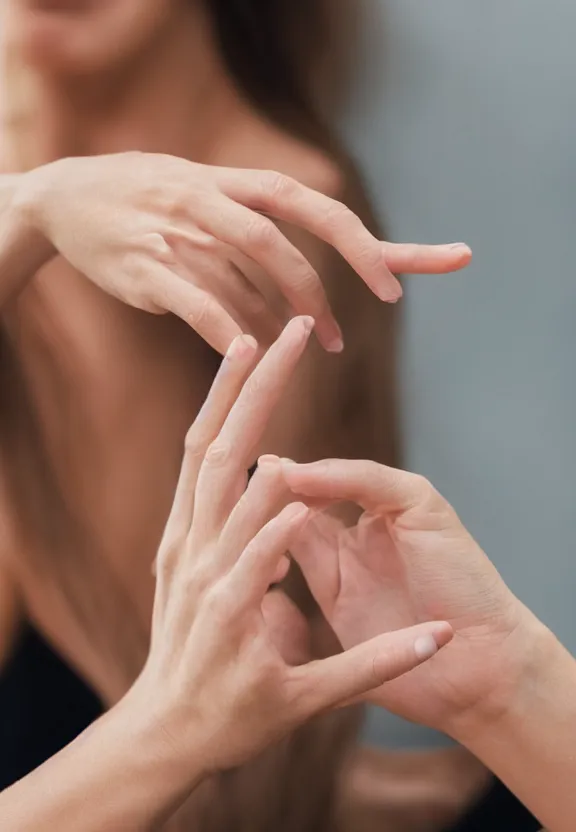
xmin=0 ymin=171 xmax=55 ymax=305
xmin=0 ymin=695 xmax=205 ymax=831
xmin=457 ymin=617 xmax=576 ymax=832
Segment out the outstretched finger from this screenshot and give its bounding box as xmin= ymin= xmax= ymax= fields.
xmin=291 ymin=621 xmax=453 ymax=717
xmin=154 ymin=335 xmax=258 ymax=604
xmin=383 ymin=241 xmax=472 ymax=275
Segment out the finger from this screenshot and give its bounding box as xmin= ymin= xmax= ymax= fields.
xmin=288 ymin=512 xmax=344 ymax=612
xmin=291 ymin=621 xmax=453 ymax=716
xmin=280 ymin=458 xmax=436 ymax=515
xmin=140 ymin=259 xmax=242 ymax=354
xmin=155 ymin=334 xmax=258 ymax=599
xmin=191 ymin=316 xmax=314 ymax=541
xmin=199 ymin=197 xmax=343 ymax=351
xmin=169 ymin=234 xmax=284 ymax=344
xmin=262 ymin=590 xmax=312 ymax=666
xmin=229 ymin=502 xmax=311 ymax=608
xmin=383 ymin=241 xmax=472 ymax=275
xmin=216 ymin=168 xmax=402 ymax=302
xmin=215 ymin=455 xmax=289 ymax=572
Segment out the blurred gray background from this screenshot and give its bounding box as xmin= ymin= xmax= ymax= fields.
xmin=341 ymin=0 xmax=576 ymax=748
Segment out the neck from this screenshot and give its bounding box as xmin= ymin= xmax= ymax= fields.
xmin=2 ymin=4 xmax=250 ymax=169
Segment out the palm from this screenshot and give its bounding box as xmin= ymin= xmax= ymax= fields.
xmin=292 ymin=509 xmax=523 ymax=729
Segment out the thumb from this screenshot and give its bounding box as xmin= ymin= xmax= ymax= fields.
xmin=292 ymin=621 xmax=453 ymax=717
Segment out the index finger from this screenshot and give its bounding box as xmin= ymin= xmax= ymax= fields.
xmin=218 ymin=168 xmax=472 ymax=301
xmin=191 ymin=316 xmax=314 ymax=541
xmin=279 ymin=458 xmax=435 ymax=515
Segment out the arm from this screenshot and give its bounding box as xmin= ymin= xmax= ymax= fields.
xmin=281 ymin=458 xmax=576 ymax=832
xmin=457 ymin=618 xmax=576 ymax=832
xmin=257 ymin=167 xmax=485 ymax=831
xmin=0 ymin=322 xmax=450 ymax=831
xmin=0 ymin=701 xmax=204 ymax=832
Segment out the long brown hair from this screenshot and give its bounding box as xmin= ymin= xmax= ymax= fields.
xmin=208 ymin=0 xmax=357 ymax=147
xmin=0 ymin=3 xmax=397 ymax=830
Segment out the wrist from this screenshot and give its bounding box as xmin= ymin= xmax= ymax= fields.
xmin=118 ymin=682 xmax=210 ymax=791
xmin=450 ymin=609 xmax=562 ymax=749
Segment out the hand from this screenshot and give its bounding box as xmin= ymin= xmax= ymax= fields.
xmin=16 ymin=151 xmax=471 ymax=353
xmin=281 ymin=458 xmax=536 ymax=737
xmin=130 ymin=320 xmax=453 ymax=773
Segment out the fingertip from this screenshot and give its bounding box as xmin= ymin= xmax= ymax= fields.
xmin=258 ymin=453 xmax=281 ymax=468
xmin=226 ymin=333 xmax=258 ymax=360
xmin=283 ymin=501 xmax=310 ymax=524
xmin=414 ymin=622 xmax=453 ymax=661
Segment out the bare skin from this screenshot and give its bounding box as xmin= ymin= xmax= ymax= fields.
xmin=0 ymin=1 xmax=486 ymax=829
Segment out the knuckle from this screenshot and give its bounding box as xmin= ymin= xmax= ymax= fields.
xmin=288 ymin=262 xmax=321 ymax=297
xmin=155 ymin=540 xmax=182 ymax=575
xmin=261 ymin=171 xmax=297 ymax=201
xmin=204 ymin=439 xmax=232 ymax=467
xmin=410 ymin=473 xmax=435 ymax=499
xmin=187 ymin=294 xmax=216 ymax=330
xmin=324 ymin=199 xmax=352 ymax=232
xmin=244 ymin=216 xmax=277 ymax=249
xmin=355 ymin=238 xmax=384 ymax=270
xmin=184 ymin=425 xmax=207 ymax=460
xmin=202 ymin=583 xmax=236 ymax=623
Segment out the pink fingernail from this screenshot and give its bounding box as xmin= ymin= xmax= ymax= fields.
xmin=286 ymin=502 xmax=309 ymax=523
xmin=375 ymin=284 xmax=402 ymax=303
xmin=326 ymin=336 xmax=344 ymax=353
xmin=300 ymin=316 xmax=315 ymax=334
xmin=226 ymin=334 xmax=257 ymax=360
xmin=449 ymin=242 xmax=471 ymax=252
xmin=258 ymin=454 xmax=280 ymax=467
xmin=414 ymin=634 xmax=439 ymax=661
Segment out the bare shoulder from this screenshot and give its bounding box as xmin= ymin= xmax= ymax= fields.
xmin=217 ymin=115 xmax=352 ymax=202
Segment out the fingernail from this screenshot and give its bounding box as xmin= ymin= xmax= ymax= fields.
xmin=301 ymin=316 xmax=315 ymax=334
xmin=414 ymin=634 xmax=439 ymax=661
xmin=258 ymin=454 xmax=280 ymax=467
xmin=326 ymin=336 xmax=344 ymax=353
xmin=226 ymin=334 xmax=257 ymax=360
xmin=449 ymin=242 xmax=471 ymax=252
xmin=375 ymin=285 xmax=402 ymax=303
xmin=286 ymin=502 xmax=309 ymax=523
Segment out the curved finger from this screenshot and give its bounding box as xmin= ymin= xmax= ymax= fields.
xmin=169 ymin=233 xmax=284 ymax=344
xmin=199 ymin=198 xmax=342 ymax=351
xmin=229 ymin=502 xmax=310 ymax=608
xmin=280 ymin=458 xmax=436 ymax=515
xmin=215 ymin=455 xmax=289 ymax=573
xmin=191 ymin=316 xmax=314 ymax=541
xmin=288 ymin=512 xmax=344 ymax=612
xmin=291 ymin=621 xmax=453 ymax=716
xmin=215 ymin=168 xmax=401 ymax=302
xmin=140 ymin=258 xmax=242 ymax=354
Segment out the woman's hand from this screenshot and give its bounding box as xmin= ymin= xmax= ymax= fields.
xmin=280 ymin=458 xmax=539 ymax=738
xmin=129 ymin=320 xmax=453 ymax=773
xmin=13 ymin=151 xmax=471 ymax=353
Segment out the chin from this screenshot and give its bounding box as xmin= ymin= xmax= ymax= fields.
xmin=9 ymin=0 xmax=174 ymax=76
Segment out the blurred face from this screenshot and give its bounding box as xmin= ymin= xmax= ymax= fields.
xmin=7 ymin=0 xmax=186 ymax=74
